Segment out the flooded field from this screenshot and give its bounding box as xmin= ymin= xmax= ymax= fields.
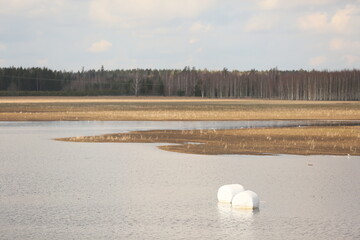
xmin=1 ymin=97 xmax=360 ymax=121
xmin=58 ymin=121 xmax=360 ymax=156
xmin=1 ymin=121 xmax=360 ymax=239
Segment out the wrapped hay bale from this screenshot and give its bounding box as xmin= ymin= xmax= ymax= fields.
xmin=232 ymin=190 xmax=259 ymax=209
xmin=217 ymin=184 xmax=245 ymax=203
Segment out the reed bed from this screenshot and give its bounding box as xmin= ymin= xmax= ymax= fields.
xmin=56 ymin=126 xmax=360 ymax=156
xmin=1 ymin=97 xmax=360 ymax=121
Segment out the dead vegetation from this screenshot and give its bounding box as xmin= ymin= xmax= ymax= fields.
xmin=1 ymin=97 xmax=360 ymax=121
xmin=4 ymin=97 xmax=360 ymax=155
xmin=56 ymin=126 xmax=360 ymax=156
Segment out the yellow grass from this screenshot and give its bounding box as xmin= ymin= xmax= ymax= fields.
xmin=56 ymin=126 xmax=360 ymax=156
xmin=1 ymin=96 xmax=360 ymax=121
xmin=2 ymin=96 xmax=359 ymax=156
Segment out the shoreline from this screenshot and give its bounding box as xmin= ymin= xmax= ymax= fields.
xmin=56 ymin=126 xmax=360 ymax=156
xmin=2 ymin=96 xmax=360 ymax=156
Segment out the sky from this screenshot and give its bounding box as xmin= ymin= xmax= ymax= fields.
xmin=0 ymin=0 xmax=359 ymax=71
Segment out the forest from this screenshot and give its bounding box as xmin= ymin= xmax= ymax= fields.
xmin=0 ymin=66 xmax=359 ymax=100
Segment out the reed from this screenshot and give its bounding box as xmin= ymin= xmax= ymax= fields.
xmin=56 ymin=126 xmax=360 ymax=156
xmin=1 ymin=97 xmax=360 ymax=121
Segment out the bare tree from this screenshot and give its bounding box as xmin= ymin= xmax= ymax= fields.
xmin=132 ymin=69 xmax=141 ymax=96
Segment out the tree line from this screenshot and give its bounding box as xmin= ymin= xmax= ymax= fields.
xmin=0 ymin=66 xmax=359 ymax=100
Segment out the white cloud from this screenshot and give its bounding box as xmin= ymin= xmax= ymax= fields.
xmin=342 ymin=55 xmax=359 ymax=65
xmin=36 ymin=58 xmax=48 ymax=66
xmin=257 ymin=0 xmax=279 ymax=10
xmin=1 ymin=0 xmax=358 ymax=70
xmin=0 ymin=59 xmax=5 ymax=66
xmin=0 ymin=0 xmax=38 ymax=13
xmin=88 ymin=40 xmax=112 ymax=53
xmin=257 ymin=0 xmax=341 ymax=10
xmin=189 ymin=38 xmax=200 ymax=44
xmin=329 ymin=38 xmax=343 ymax=50
xmin=309 ymin=56 xmax=327 ymax=67
xmin=297 ymin=4 xmax=360 ymax=34
xmin=0 ymin=43 xmax=6 ymax=51
xmin=0 ymin=0 xmax=68 ymax=16
xmin=244 ymin=15 xmax=278 ymax=32
xmin=190 ymin=22 xmax=212 ymax=33
xmin=330 ymin=4 xmax=360 ymax=33
xmin=89 ymin=0 xmax=217 ymax=27
xmin=329 ymin=38 xmax=360 ymax=51
xmin=297 ymin=13 xmax=328 ymax=32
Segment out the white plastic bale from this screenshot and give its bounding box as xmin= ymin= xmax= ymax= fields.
xmin=217 ymin=184 xmax=245 ymax=203
xmin=232 ymin=190 xmax=259 ymax=209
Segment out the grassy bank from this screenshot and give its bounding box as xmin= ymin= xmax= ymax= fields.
xmin=2 ymin=96 xmax=359 ymax=155
xmin=1 ymin=96 xmax=360 ymax=121
xmin=56 ymin=126 xmax=360 ymax=156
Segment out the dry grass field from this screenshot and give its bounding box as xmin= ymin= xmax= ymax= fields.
xmin=56 ymin=126 xmax=360 ymax=156
xmin=2 ymin=96 xmax=360 ymax=155
xmin=1 ymin=96 xmax=360 ymax=121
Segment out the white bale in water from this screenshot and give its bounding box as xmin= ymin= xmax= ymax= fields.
xmin=232 ymin=190 xmax=259 ymax=209
xmin=217 ymin=184 xmax=245 ymax=203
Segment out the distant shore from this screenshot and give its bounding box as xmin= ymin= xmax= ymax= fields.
xmin=1 ymin=96 xmax=360 ymax=121
xmin=56 ymin=126 xmax=360 ymax=156
xmin=2 ymin=96 xmax=360 ymax=156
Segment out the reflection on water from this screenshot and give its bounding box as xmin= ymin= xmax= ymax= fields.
xmin=217 ymin=202 xmax=257 ymax=221
xmin=1 ymin=121 xmax=360 ymax=240
xmin=1 ymin=119 xmax=359 ymax=135
xmin=217 ymin=203 xmax=258 ymax=239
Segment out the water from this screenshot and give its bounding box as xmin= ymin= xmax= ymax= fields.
xmin=1 ymin=121 xmax=360 ymax=239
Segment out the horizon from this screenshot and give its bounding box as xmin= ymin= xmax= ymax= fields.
xmin=1 ymin=65 xmax=360 ymax=73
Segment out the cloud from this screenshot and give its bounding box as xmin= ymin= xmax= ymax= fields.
xmin=189 ymin=38 xmax=200 ymax=44
xmin=190 ymin=22 xmax=212 ymax=33
xmin=1 ymin=0 xmax=358 ymax=70
xmin=257 ymin=0 xmax=279 ymax=10
xmin=89 ymin=0 xmax=217 ymax=27
xmin=329 ymin=38 xmax=360 ymax=51
xmin=309 ymin=56 xmax=327 ymax=67
xmin=244 ymin=15 xmax=278 ymax=32
xmin=0 ymin=43 xmax=6 ymax=51
xmin=0 ymin=0 xmax=38 ymax=13
xmin=0 ymin=59 xmax=5 ymax=66
xmin=330 ymin=4 xmax=360 ymax=33
xmin=88 ymin=40 xmax=112 ymax=53
xmin=0 ymin=0 xmax=68 ymax=16
xmin=36 ymin=58 xmax=48 ymax=66
xmin=297 ymin=4 xmax=360 ymax=33
xmin=257 ymin=0 xmax=341 ymax=10
xmin=329 ymin=38 xmax=343 ymax=50
xmin=342 ymin=55 xmax=359 ymax=65
xmin=297 ymin=13 xmax=328 ymax=32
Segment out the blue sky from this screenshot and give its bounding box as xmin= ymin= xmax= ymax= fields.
xmin=0 ymin=0 xmax=359 ymax=71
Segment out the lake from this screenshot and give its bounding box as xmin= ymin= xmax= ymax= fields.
xmin=1 ymin=121 xmax=360 ymax=239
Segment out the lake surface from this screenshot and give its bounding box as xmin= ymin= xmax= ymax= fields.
xmin=1 ymin=121 xmax=360 ymax=239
